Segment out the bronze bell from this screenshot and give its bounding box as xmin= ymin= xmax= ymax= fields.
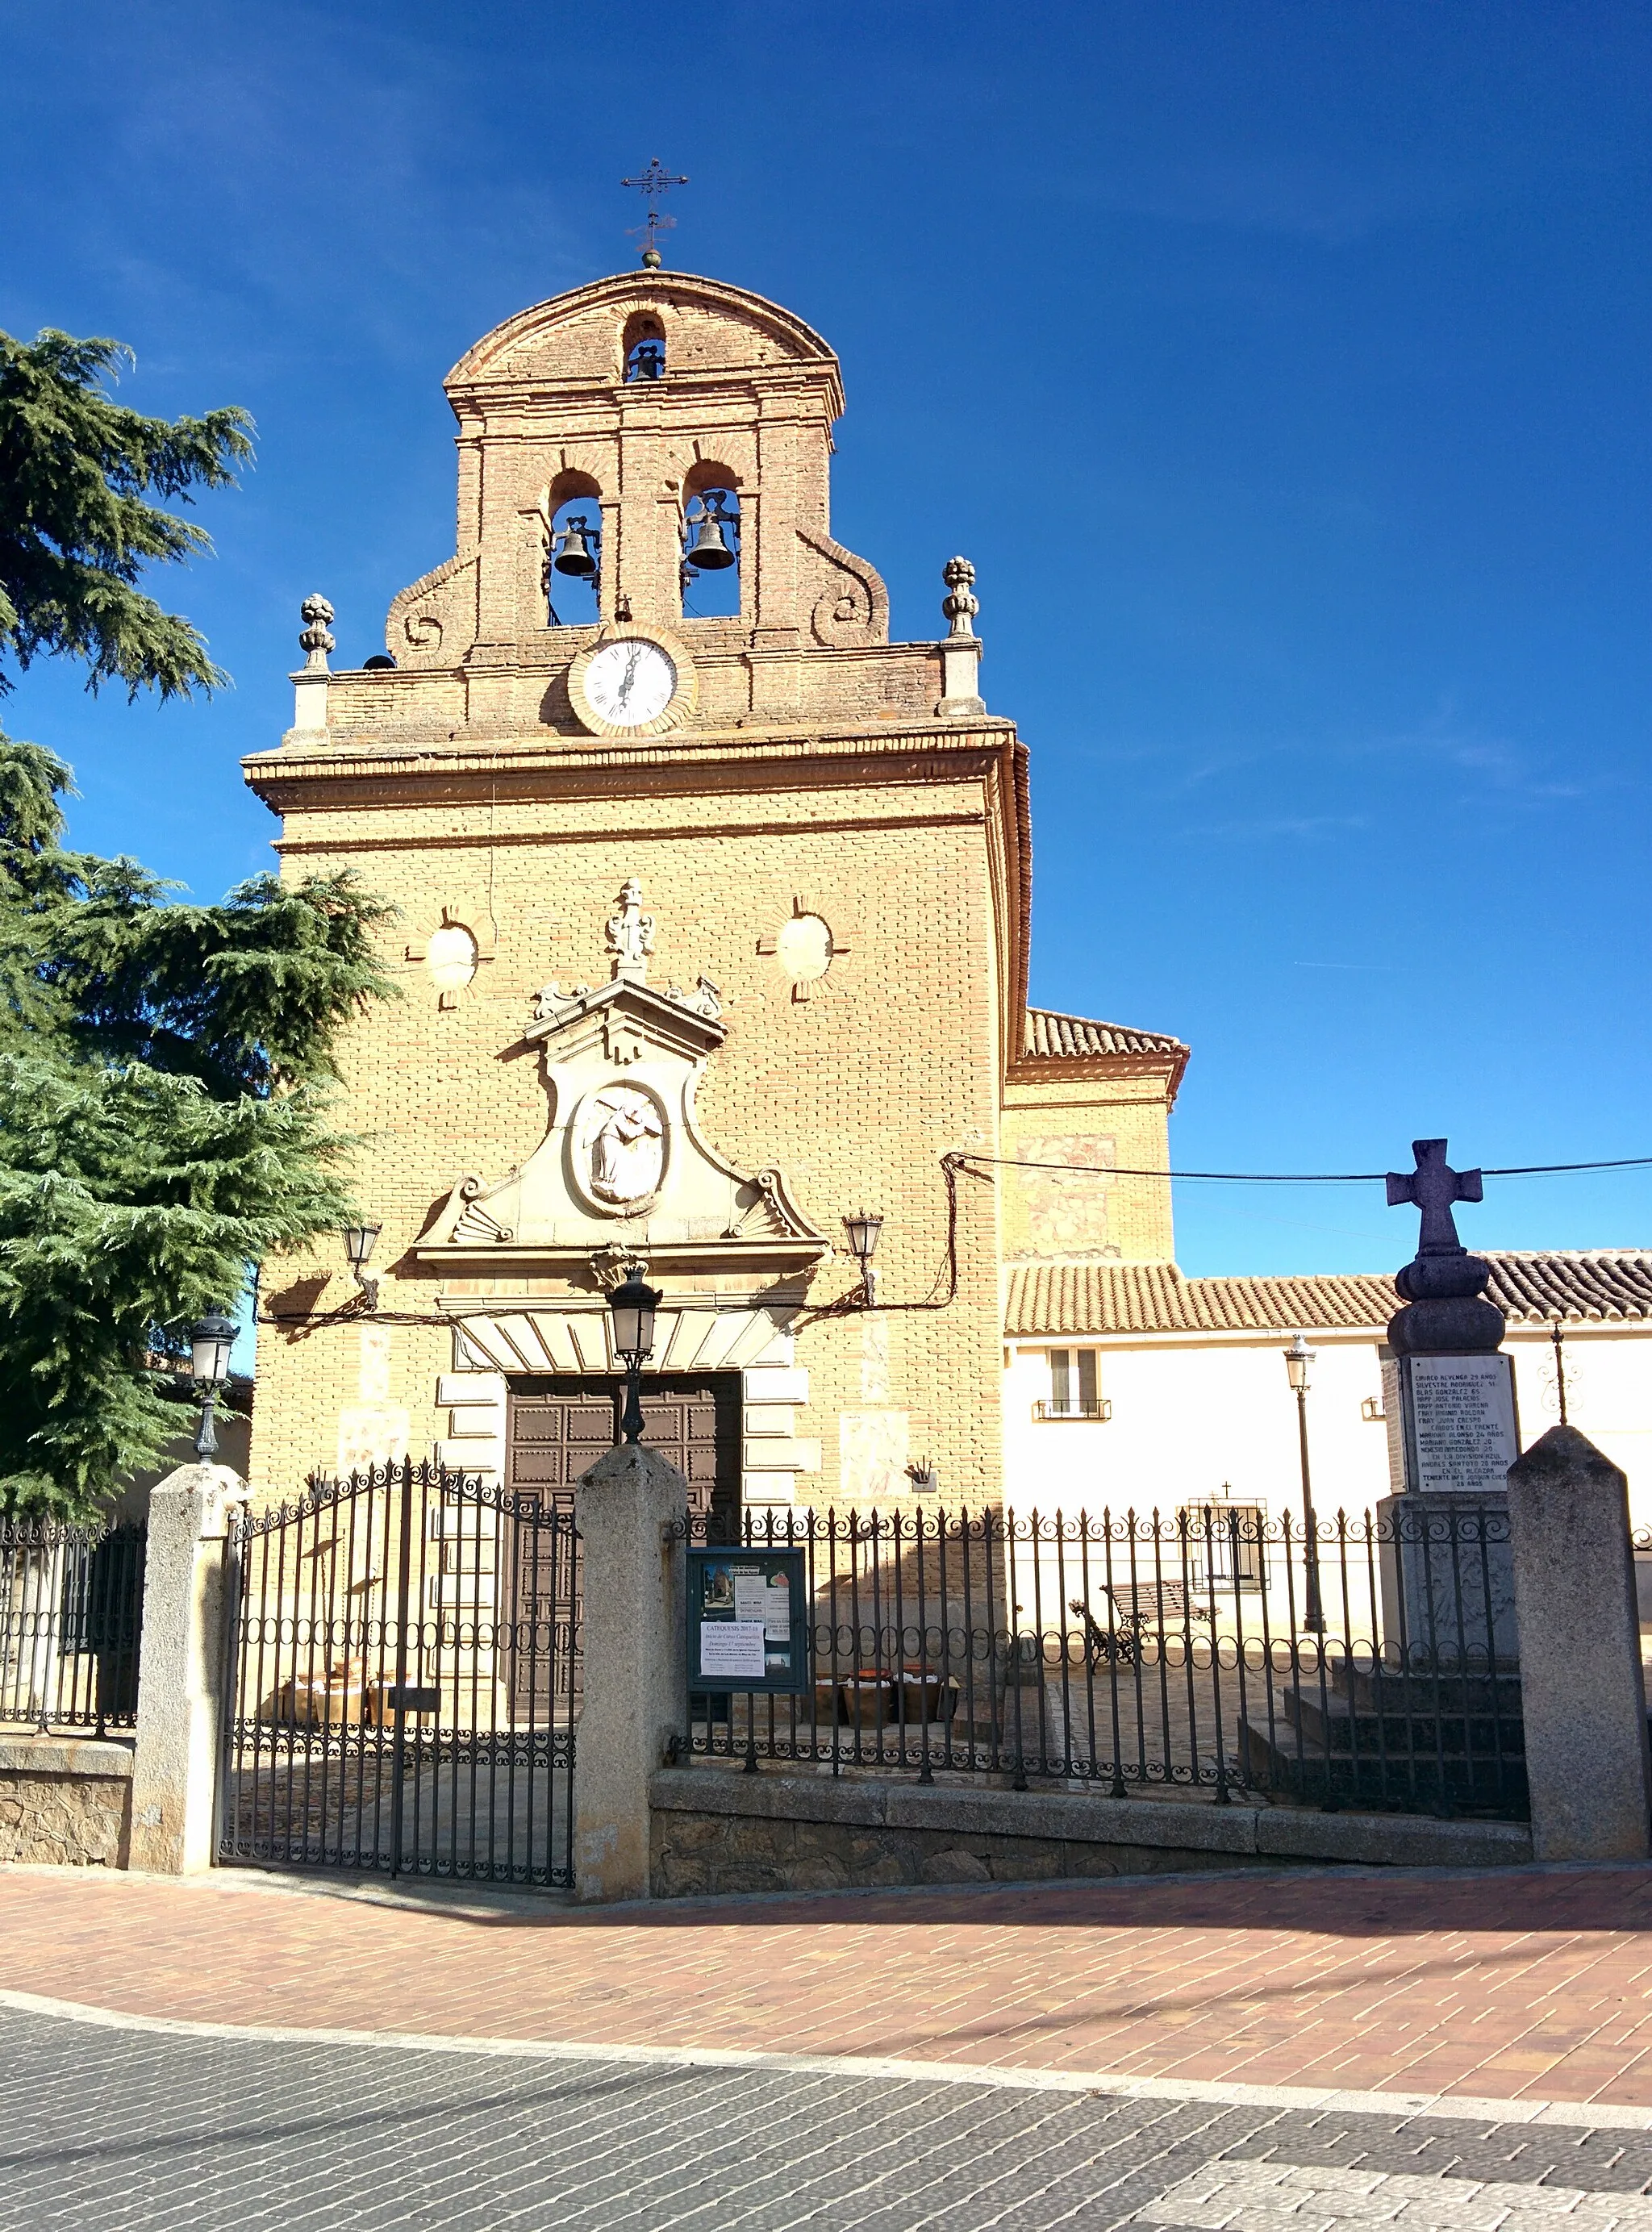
xmin=553 ymin=516 xmax=599 ymax=578
xmin=684 ymin=508 xmax=736 ymax=572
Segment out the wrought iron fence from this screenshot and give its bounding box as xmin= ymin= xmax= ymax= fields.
xmin=0 ymin=1517 xmax=146 ymax=1733
xmin=219 ymin=1459 xmax=581 ymax=1888
xmin=682 ymin=1501 xmax=1526 ymax=1819
xmin=1631 ymin=1529 xmax=1652 ymax=1627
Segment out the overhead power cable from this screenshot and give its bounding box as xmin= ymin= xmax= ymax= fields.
xmin=258 ymin=1151 xmax=1651 ymax=1335
xmin=951 ymin=1154 xmax=1652 ymax=1185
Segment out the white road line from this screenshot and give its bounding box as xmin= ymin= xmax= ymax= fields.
xmin=2 ymin=1988 xmax=1650 ymax=2132
xmin=1136 ymin=2161 xmax=1652 ymax=2232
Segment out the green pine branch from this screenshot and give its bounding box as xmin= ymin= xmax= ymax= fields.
xmin=0 ymin=737 xmax=397 ymax=1516
xmin=0 ymin=328 xmax=254 ymax=699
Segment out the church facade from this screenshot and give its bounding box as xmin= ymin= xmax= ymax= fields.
xmin=244 ymin=268 xmax=1186 ymax=1514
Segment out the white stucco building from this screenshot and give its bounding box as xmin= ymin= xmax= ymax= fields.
xmin=1003 ymin=1251 xmax=1652 ymax=1533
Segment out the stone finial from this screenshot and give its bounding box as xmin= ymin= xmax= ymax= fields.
xmin=605 ymin=878 xmax=655 ymax=982
xmin=1385 ymin=1137 xmax=1505 ymax=1355
xmin=298 ymin=595 xmax=336 ymax=673
xmin=941 ymin=556 xmax=979 ymax=639
xmin=937 ymin=558 xmax=986 ymax=719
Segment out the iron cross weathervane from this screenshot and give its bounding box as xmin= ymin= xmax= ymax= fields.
xmin=622 ymin=156 xmax=689 ymax=267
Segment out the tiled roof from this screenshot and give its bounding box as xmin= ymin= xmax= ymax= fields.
xmin=1023 ymin=1007 xmax=1188 ymax=1062
xmin=1004 ymin=1252 xmax=1652 ymax=1338
xmin=1484 ymin=1251 xmax=1652 ymax=1324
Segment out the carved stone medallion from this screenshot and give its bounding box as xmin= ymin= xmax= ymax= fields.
xmin=572 ymin=1083 xmax=667 ymax=1212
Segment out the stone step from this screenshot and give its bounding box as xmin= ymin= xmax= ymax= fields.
xmin=1237 ymin=1714 xmax=1529 ymax=1816
xmin=1282 ymin=1687 xmax=1526 ymax=1761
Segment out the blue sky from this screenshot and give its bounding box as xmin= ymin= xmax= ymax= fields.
xmin=4 ymin=0 xmax=1648 ymax=1276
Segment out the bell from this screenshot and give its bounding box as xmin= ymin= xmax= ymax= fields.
xmin=553 ymin=516 xmax=598 ymax=578
xmin=684 ymin=509 xmax=735 ymax=572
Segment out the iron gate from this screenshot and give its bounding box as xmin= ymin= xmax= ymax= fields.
xmin=217 ymin=1459 xmax=580 ymax=1888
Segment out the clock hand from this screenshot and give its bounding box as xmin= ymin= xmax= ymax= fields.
xmin=614 ymin=643 xmax=645 ymax=708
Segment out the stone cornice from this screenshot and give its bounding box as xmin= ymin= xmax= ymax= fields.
xmin=1004 ymin=1049 xmax=1191 ymax=1107
xmin=244 ymin=717 xmax=1020 ymax=796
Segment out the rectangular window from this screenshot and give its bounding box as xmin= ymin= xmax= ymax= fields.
xmin=1039 ymin=1350 xmax=1103 ymax=1419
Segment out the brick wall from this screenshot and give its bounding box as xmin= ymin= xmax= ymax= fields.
xmin=248 ymin=750 xmax=1014 ymax=1505
xmin=999 ymin=1072 xmax=1177 ymax=1264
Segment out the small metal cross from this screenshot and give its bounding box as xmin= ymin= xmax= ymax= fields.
xmin=1385 ymin=1137 xmax=1483 ymax=1255
xmin=622 ymin=156 xmax=689 ymax=264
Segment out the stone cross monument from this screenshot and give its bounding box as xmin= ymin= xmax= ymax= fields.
xmin=1379 ymin=1137 xmax=1520 ymax=1661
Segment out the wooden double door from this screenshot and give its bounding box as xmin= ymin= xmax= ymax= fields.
xmin=506 ymin=1375 xmax=742 ymax=1537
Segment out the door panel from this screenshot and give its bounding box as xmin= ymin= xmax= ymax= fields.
xmin=507 ymin=1377 xmax=741 ymax=1534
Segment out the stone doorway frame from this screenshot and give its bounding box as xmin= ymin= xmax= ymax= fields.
xmin=435 ymin=1303 xmax=817 ymax=1514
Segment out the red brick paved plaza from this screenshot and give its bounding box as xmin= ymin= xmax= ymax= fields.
xmin=6 ymin=1860 xmax=1652 ymax=2112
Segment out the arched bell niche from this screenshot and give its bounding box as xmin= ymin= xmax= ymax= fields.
xmin=623 ymin=311 xmax=666 ymax=384
xmin=546 ymin=471 xmax=603 ymax=627
xmin=679 ymin=461 xmax=742 ymax=621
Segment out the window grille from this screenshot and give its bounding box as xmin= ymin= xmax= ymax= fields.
xmin=1183 ymin=1500 xmax=1266 ymax=1587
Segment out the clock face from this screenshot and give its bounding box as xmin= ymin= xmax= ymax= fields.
xmin=582 ymin=637 xmax=678 ymax=728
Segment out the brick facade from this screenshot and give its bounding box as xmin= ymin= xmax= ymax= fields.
xmin=244 ymin=269 xmax=1183 ymax=1509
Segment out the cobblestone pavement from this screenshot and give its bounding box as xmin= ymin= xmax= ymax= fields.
xmin=12 ymin=2001 xmax=1652 ymax=2232
xmin=6 ymin=1863 xmax=1652 ymax=2111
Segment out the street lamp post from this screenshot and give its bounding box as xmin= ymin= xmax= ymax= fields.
xmin=1550 ymin=1312 xmax=1570 ymax=1425
xmin=1282 ymin=1332 xmax=1326 ymax=1633
xmin=607 ymin=1266 xmax=661 ymax=1445
xmin=190 ymin=1307 xmax=238 ymax=1460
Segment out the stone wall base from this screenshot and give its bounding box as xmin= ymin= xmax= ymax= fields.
xmin=649 ymin=1769 xmax=1533 ymax=1897
xmin=0 ymin=1737 xmax=135 ymax=1868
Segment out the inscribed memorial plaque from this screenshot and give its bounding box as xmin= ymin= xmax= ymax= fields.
xmin=1398 ymin=1352 xmax=1520 ymax=1496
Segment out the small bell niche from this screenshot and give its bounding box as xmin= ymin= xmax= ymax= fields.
xmin=623 ymin=311 xmax=666 ymax=383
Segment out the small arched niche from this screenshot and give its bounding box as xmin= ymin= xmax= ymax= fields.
xmin=623 ymin=313 xmax=666 ymax=384
xmin=680 ymin=461 xmax=742 ymax=621
xmin=546 ymin=471 xmax=603 ymax=627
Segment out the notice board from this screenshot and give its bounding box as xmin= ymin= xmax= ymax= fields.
xmin=686 ymin=1546 xmax=809 ymax=1695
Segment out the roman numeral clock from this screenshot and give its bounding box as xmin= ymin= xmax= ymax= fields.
xmin=566 ymin=624 xmax=699 ymax=738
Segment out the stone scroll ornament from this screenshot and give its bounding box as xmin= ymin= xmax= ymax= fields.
xmin=799 ymin=526 xmax=890 ymax=647
xmin=1384 ymin=1137 xmax=1507 ymax=1354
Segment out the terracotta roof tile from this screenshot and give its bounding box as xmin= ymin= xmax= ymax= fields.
xmin=1484 ymin=1250 xmax=1652 ymax=1324
xmin=1023 ymin=1007 xmax=1188 ymax=1061
xmin=1003 ymin=1251 xmax=1652 ymax=1337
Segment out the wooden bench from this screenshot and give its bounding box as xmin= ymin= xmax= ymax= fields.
xmin=1069 ymin=1584 xmax=1215 ymax=1667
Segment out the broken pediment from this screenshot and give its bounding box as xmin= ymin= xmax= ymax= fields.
xmin=416 ymin=882 xmax=830 ymax=1282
